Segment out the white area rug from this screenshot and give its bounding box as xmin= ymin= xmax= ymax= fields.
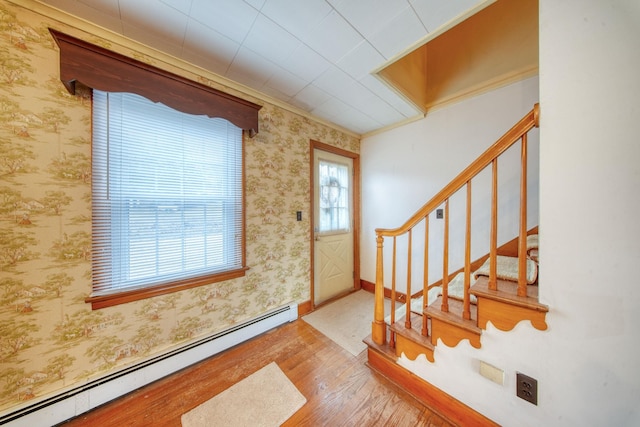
xmin=181 ymin=362 xmax=306 ymax=427
xmin=302 ymin=290 xmax=389 ymax=356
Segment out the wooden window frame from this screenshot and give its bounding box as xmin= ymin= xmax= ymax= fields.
xmin=50 ymin=30 xmax=261 ymax=309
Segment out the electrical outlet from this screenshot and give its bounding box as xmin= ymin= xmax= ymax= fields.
xmin=516 ymin=372 xmax=538 ymax=405
xmin=436 ymin=209 xmax=443 ymax=219
xmin=296 ymin=211 xmax=302 ymax=221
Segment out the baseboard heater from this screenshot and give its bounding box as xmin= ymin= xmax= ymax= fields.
xmin=1 ymin=303 xmax=298 ymax=427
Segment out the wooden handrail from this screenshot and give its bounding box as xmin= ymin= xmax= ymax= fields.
xmin=375 ymin=104 xmax=539 ymax=238
xmin=371 ymin=104 xmax=539 ymax=346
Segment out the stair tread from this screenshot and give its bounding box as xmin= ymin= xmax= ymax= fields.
xmin=389 ymin=313 xmax=435 ymax=350
xmin=470 ymin=276 xmax=548 ymax=312
xmin=363 ymin=334 xmax=397 ymax=361
xmin=424 ymin=297 xmax=482 ymax=335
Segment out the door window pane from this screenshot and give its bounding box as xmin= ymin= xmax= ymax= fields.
xmin=318 ymin=160 xmax=350 ymax=232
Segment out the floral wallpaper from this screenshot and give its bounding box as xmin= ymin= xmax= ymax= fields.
xmin=0 ymin=1 xmax=359 ymax=414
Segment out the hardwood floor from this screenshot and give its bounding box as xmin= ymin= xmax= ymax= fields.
xmin=58 ymin=319 xmax=455 ymax=426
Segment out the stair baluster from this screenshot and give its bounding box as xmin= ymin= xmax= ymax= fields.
xmin=489 ymin=159 xmax=498 ymax=290
xmin=441 ymin=199 xmax=449 ymax=313
xmin=463 ymin=182 xmax=472 ymax=321
xmin=421 ymin=217 xmax=429 ymax=337
xmin=518 ymin=133 xmax=528 ymax=297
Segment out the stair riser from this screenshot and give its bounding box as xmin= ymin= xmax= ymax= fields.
xmin=395 ymin=333 xmax=435 ymax=362
xmin=476 ymin=297 xmax=548 ymax=331
xmin=431 ymin=318 xmax=482 ymax=349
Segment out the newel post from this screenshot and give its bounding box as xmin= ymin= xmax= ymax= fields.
xmin=372 ymin=233 xmax=387 ymax=345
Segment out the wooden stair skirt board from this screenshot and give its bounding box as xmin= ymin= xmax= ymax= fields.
xmin=425 ymin=297 xmax=482 ymax=349
xmin=389 ymin=313 xmax=435 ymax=362
xmin=365 ymin=343 xmax=499 ymax=427
xmin=470 ymin=276 xmax=549 ymax=331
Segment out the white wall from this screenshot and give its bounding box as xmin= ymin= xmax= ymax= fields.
xmin=536 ymin=0 xmax=640 ymax=424
xmin=360 ymin=0 xmax=640 ymax=425
xmin=361 ymin=76 xmax=540 ymax=287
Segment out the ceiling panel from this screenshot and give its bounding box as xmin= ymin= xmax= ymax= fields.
xmin=367 ymin=6 xmax=428 ymax=59
xmin=189 ymin=0 xmax=258 ymax=44
xmin=78 ymin=0 xmax=120 ymax=19
xmin=336 ymin=40 xmax=386 ymax=80
xmin=181 ymin=23 xmax=239 ymax=76
xmin=120 ymin=0 xmax=189 ymax=47
xmin=242 ymin=14 xmax=301 ymax=65
xmin=280 ymin=43 xmax=331 ymax=83
xmin=411 ymin=0 xmax=483 ymax=32
xmin=262 ymin=66 xmax=308 ymax=99
xmin=327 ymin=0 xmax=410 ymax=40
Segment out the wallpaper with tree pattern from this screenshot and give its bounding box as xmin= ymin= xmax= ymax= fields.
xmin=0 ymin=1 xmax=359 ymax=413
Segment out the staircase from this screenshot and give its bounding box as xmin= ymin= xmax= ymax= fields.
xmin=364 ymin=104 xmax=548 ymax=422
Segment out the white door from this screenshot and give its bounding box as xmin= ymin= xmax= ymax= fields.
xmin=313 ymin=149 xmax=354 ymax=305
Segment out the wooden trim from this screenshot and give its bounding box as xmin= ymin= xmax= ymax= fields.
xmin=86 ymin=268 xmax=248 ymax=310
xmin=309 ymin=141 xmax=361 ymax=310
xmin=49 ymin=29 xmax=262 ymax=135
xmin=297 ymin=300 xmax=313 ymax=317
xmin=367 ymin=348 xmax=499 ymax=427
xmin=360 ymin=279 xmax=407 ymax=303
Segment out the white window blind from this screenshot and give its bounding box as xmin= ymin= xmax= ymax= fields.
xmin=92 ymin=90 xmax=243 ymax=296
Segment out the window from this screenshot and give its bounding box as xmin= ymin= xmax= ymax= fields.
xmin=89 ymin=91 xmax=246 ymax=308
xmin=318 ymin=159 xmax=350 ymax=233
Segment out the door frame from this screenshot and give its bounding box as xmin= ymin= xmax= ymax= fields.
xmin=309 ymin=140 xmax=361 ymax=310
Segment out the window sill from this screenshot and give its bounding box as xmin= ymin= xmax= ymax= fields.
xmin=86 ymin=267 xmax=249 ymax=310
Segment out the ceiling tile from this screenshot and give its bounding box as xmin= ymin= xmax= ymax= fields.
xmin=368 ymin=6 xmax=428 ymax=59
xmin=280 ymin=44 xmax=331 ymax=83
xmin=302 ymin=10 xmax=363 ymax=63
xmin=313 ymin=66 xmax=370 ymax=103
xmin=121 ymin=22 xmax=183 ymax=57
xmin=226 ymin=46 xmax=279 ymax=88
xmin=79 ymin=0 xmax=120 ymax=18
xmin=263 ymin=66 xmax=308 ymax=98
xmin=260 ymin=0 xmax=332 ymax=41
xmin=244 ymin=0 xmax=267 ymax=10
xmin=314 ymin=99 xmax=381 ymax=134
xmin=182 ymin=19 xmax=240 ymax=64
xmin=242 ymin=14 xmax=301 ymax=64
xmin=327 ymin=0 xmax=409 ymax=39
xmin=159 ymin=0 xmax=193 ymax=15
xmin=189 ymin=0 xmax=259 ymax=44
xmin=354 ymin=96 xmax=406 ymax=126
xmin=119 ymin=0 xmax=189 ymax=45
xmin=336 ymin=40 xmax=386 ymax=80
xmin=289 ymin=85 xmax=332 ymax=112
xmin=360 ymin=74 xmax=420 ymax=117
xmin=312 ymin=96 xmax=355 ymax=121
xmin=411 ymin=0 xmax=483 ymax=32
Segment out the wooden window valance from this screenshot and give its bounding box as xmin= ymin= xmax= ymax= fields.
xmin=49 ymin=29 xmax=262 ymax=136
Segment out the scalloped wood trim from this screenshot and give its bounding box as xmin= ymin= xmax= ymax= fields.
xmin=395 ymin=332 xmax=435 ymax=362
xmin=430 ymin=317 xmax=482 ymax=349
xmin=476 ymin=297 xmax=548 ymax=331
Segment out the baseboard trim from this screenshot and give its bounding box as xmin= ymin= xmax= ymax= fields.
xmin=1 ymin=303 xmax=298 ymax=427
xmin=366 ymin=347 xmax=498 ymax=427
xmin=360 ymin=279 xmax=408 ymax=303
xmin=297 ymin=299 xmax=312 ymax=317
